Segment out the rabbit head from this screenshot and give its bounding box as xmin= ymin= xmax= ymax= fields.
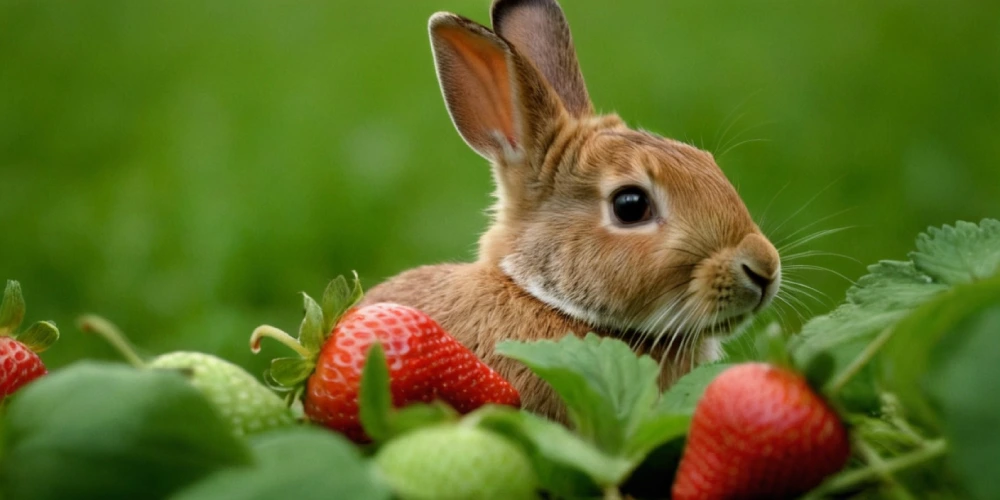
xmin=429 ymin=0 xmax=780 ymax=355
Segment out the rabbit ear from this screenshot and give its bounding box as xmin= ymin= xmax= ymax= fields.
xmin=491 ymin=0 xmax=592 ymax=117
xmin=429 ymin=12 xmax=563 ymax=163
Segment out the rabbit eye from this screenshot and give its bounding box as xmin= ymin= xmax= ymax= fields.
xmin=611 ymin=186 xmax=653 ymax=225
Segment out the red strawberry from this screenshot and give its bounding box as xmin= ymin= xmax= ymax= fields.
xmin=672 ymin=362 xmax=850 ymax=500
xmin=0 ymin=280 xmax=59 ymax=399
xmin=251 ymin=275 xmax=520 ymax=442
xmin=0 ymin=337 xmax=47 ymax=398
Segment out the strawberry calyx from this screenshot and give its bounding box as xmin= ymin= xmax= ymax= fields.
xmin=756 ymin=321 xmax=837 ymax=396
xmin=249 ymin=272 xmax=364 ymax=400
xmin=0 ymin=280 xmax=59 ymax=353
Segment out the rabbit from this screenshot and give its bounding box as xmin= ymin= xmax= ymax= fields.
xmin=361 ymin=0 xmax=781 ymax=422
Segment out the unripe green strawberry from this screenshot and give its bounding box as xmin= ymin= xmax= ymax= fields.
xmin=149 ymin=352 xmax=295 ymax=436
xmin=79 ymin=315 xmax=294 ymax=437
xmin=374 ymin=424 xmax=537 ymax=500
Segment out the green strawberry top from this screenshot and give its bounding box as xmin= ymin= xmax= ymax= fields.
xmin=78 ymin=315 xmax=294 ymax=437
xmin=0 ymin=280 xmax=59 ymax=352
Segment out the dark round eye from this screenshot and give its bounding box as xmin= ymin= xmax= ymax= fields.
xmin=612 ymin=186 xmax=653 ymax=225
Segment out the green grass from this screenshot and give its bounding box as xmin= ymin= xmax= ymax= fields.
xmin=1 ymin=0 xmax=997 ymax=377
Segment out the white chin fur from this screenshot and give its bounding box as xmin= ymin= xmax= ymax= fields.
xmin=500 ymin=255 xmax=725 ymax=361
xmin=500 ymin=256 xmax=605 ymax=326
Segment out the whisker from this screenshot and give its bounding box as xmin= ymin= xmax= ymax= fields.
xmin=757 ymin=180 xmax=792 ymax=233
xmin=783 ymin=264 xmax=857 ymax=284
xmin=781 ymin=281 xmax=830 ymax=306
xmin=769 ymin=176 xmax=844 ymax=237
xmin=778 ymin=226 xmax=857 ymax=254
xmin=773 ymin=294 xmax=807 ymax=322
xmin=719 ymin=138 xmax=770 ymax=160
xmin=781 ymin=250 xmax=862 ymax=264
xmin=773 ymin=207 xmax=855 ymax=248
xmin=778 ymin=289 xmax=815 ymax=316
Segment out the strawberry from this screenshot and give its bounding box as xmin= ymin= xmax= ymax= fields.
xmin=250 ymin=274 xmax=520 ymax=442
xmin=374 ymin=424 xmax=537 ymax=500
xmin=0 ymin=280 xmax=59 ymax=400
xmin=671 ymin=362 xmax=851 ymax=500
xmin=78 ymin=315 xmax=295 ymax=436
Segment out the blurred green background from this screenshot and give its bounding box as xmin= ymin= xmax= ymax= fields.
xmin=1 ymin=0 xmax=997 ymax=375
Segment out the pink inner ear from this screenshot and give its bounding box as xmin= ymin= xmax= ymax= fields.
xmin=437 ymin=26 xmax=518 ymax=150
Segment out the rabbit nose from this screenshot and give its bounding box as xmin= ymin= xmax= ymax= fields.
xmin=733 ymin=233 xmax=781 ymax=308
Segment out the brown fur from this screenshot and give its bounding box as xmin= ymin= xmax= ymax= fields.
xmin=363 ymin=0 xmax=781 ymax=421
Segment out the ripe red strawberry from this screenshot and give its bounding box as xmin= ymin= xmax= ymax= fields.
xmin=0 ymin=280 xmax=59 ymax=400
xmin=672 ymin=362 xmax=851 ymax=500
xmin=0 ymin=337 xmax=47 ymax=398
xmin=251 ymin=275 xmax=521 ymax=442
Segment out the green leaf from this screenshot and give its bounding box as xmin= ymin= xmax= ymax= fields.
xmin=910 ymin=218 xmax=1000 ymax=285
xmin=359 ymin=342 xmax=392 ymax=442
xmin=175 ymin=427 xmax=391 ymax=500
xmin=14 ymin=321 xmax=59 ymax=353
xmin=384 ymin=403 xmax=457 ymax=437
xmin=924 ymin=304 xmax=1000 ymax=500
xmin=789 ymin=260 xmax=949 ymax=409
xmin=320 ymin=273 xmax=364 ymax=336
xmin=0 ymin=362 xmax=252 ymax=500
xmin=0 ymin=280 xmax=25 ymax=334
xmin=266 ymin=357 xmax=314 ymax=388
xmin=477 ymin=408 xmax=631 ymax=489
xmin=657 ymin=362 xmax=731 ymax=416
xmin=880 ymin=274 xmax=1000 ymax=430
xmin=497 ymin=334 xmax=659 ymax=455
xmin=298 ymin=293 xmax=325 ymax=353
xmin=623 ymin=412 xmax=689 ymax=460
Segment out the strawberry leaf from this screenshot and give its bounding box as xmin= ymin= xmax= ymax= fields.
xmin=910 ymin=218 xmax=1000 ymax=285
xmin=497 ymin=333 xmax=659 ymax=455
xmin=359 ymin=342 xmax=392 ymax=441
xmin=477 ymin=408 xmax=631 ymax=489
xmin=789 ymin=260 xmax=949 ymax=409
xmin=14 ymin=321 xmax=59 ymax=353
xmin=0 ymin=362 xmax=252 ymax=499
xmin=657 ymin=363 xmax=731 ymax=416
xmin=359 ymin=342 xmax=457 ymax=441
xmin=321 ymin=273 xmax=364 ymax=335
xmin=174 ymin=428 xmax=391 ymax=500
xmin=298 ymin=293 xmax=325 ymax=353
xmin=880 ymin=273 xmax=1000 ymax=430
xmin=0 ymin=280 xmax=26 ymax=334
xmin=623 ymin=412 xmax=689 ymax=461
xmin=788 ymin=219 xmax=999 ymax=411
xmin=266 ymin=357 xmax=314 ymax=388
xmin=384 ymin=403 xmax=457 ymax=437
xmin=922 ymin=303 xmax=1000 ymax=500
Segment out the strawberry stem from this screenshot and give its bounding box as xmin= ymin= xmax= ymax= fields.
xmin=856 ymin=440 xmax=917 ymax=500
xmin=826 ymin=325 xmax=896 ymax=396
xmin=602 ymin=486 xmax=622 ymax=500
xmin=250 ymin=325 xmax=311 ymax=358
xmin=76 ymin=314 xmax=147 ymax=368
xmin=804 ymin=439 xmax=947 ymax=498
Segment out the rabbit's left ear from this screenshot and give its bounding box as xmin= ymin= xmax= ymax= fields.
xmin=429 ymin=12 xmax=564 ymax=164
xmin=492 ymin=0 xmax=593 ymax=117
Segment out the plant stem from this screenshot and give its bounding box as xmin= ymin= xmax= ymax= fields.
xmin=250 ymin=325 xmax=311 ymax=358
xmin=602 ymin=486 xmax=622 ymax=500
xmin=808 ymin=439 xmax=947 ymax=497
xmin=857 ymin=440 xmax=916 ymax=500
xmin=826 ymin=325 xmax=896 ymax=395
xmin=76 ymin=314 xmax=147 ymax=368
